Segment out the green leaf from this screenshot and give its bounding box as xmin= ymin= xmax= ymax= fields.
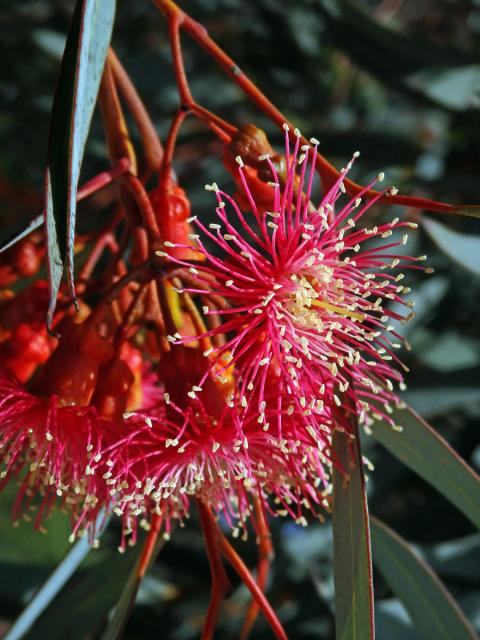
xmin=0 ymin=215 xmax=43 ymax=254
xmin=100 ymin=561 xmax=141 ymax=640
xmin=45 ymin=0 xmax=116 ymax=327
xmin=369 ymin=404 xmax=480 ymax=530
xmin=371 ymin=517 xmax=477 ymax=640
xmin=23 ymin=537 xmax=142 ymax=640
xmin=102 ymin=528 xmax=168 ymax=640
xmin=332 ymin=428 xmax=374 ymax=640
xmin=0 ymin=488 xmax=71 ymax=566
xmin=5 ymin=537 xmax=93 ymax=640
xmin=421 ymin=216 xmax=480 ymax=276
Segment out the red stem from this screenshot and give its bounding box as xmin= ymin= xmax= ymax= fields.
xmin=241 ymin=499 xmax=274 ymax=640
xmin=78 ymin=231 xmax=118 ymax=281
xmin=158 ymin=3 xmax=237 ymax=144
xmin=98 ymin=61 xmax=138 ymax=174
xmin=168 ymin=10 xmax=193 ymax=107
xmin=154 ymin=0 xmax=479 ymax=217
xmin=191 ymin=103 xmax=237 ymax=138
xmin=121 ymin=173 xmax=161 ymax=240
xmin=137 ymin=514 xmax=164 ymax=579
xmin=77 ymin=158 xmax=131 ymax=200
xmin=109 ymin=48 xmax=164 ymax=172
xmin=87 ymin=259 xmax=153 ymax=326
xmin=113 ymin=282 xmax=149 ymax=350
xmin=218 ymin=531 xmax=287 ymax=640
xmin=158 ymin=108 xmax=187 ymax=190
xmin=198 ymin=501 xmax=231 ymax=640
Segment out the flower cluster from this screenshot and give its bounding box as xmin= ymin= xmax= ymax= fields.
xmin=0 ymin=126 xmax=424 ymax=548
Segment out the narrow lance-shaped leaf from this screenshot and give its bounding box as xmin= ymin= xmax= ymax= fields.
xmin=102 ymin=518 xmax=170 ymax=640
xmin=4 ymin=537 xmax=92 ymax=640
xmin=371 ymin=517 xmax=477 ymax=640
xmin=4 ymin=511 xmax=109 ymax=640
xmin=45 ymin=0 xmax=116 ymax=328
xmin=1 ymin=160 xmax=129 ymax=256
xmin=0 ymin=215 xmax=44 ymax=254
xmin=332 ymin=425 xmax=375 ymax=640
xmin=369 ymin=404 xmax=480 ymax=530
xmin=22 ymin=542 xmax=143 ymax=640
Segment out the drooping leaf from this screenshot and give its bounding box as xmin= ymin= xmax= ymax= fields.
xmin=0 ymin=215 xmax=43 ymax=255
xmin=0 ymin=487 xmax=71 ymax=566
xmin=1 ymin=161 xmax=128 ymax=256
xmin=23 ymin=537 xmax=142 ymax=640
xmin=45 ymin=0 xmax=116 ymax=327
xmin=421 ymin=216 xmax=480 ymax=276
xmin=371 ymin=517 xmax=477 ymax=640
xmin=45 ymin=171 xmax=63 ymax=330
xmin=102 ymin=522 xmax=168 ymax=640
xmin=332 ymin=427 xmax=374 ymax=640
xmin=369 ymin=404 xmax=480 ymax=530
xmin=4 ymin=537 xmax=93 ymax=640
xmin=375 ymin=599 xmax=417 ymax=640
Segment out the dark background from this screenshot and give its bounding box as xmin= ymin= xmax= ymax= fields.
xmin=1 ymin=1 xmax=480 ymax=638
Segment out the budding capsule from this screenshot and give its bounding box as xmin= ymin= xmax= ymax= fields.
xmin=33 ymin=318 xmax=113 ymax=406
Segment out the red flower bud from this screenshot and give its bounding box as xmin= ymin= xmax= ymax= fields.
xmin=92 ymin=356 xmax=135 ymax=420
xmin=34 ymin=318 xmax=113 ymax=406
xmin=150 ymin=183 xmax=200 ymax=260
xmin=223 ymin=124 xmax=291 ymax=214
xmin=0 ymin=237 xmax=43 ymax=286
xmin=1 ymin=323 xmax=52 ymax=383
xmin=228 ymin=124 xmax=274 ymax=167
xmin=158 ymin=345 xmax=225 ymax=418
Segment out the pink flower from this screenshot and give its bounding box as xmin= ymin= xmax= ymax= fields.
xmin=91 ymin=377 xmax=333 ymax=545
xmin=0 ymin=319 xmax=149 ymax=542
xmin=158 ymin=127 xmax=426 ymax=439
xmin=92 ymin=385 xmax=253 ymax=546
xmin=0 ymin=367 xmax=107 ymax=533
xmin=242 ymin=379 xmax=333 ymax=526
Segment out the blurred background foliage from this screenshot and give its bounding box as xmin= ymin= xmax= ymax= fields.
xmin=1 ymin=0 xmax=480 ymax=638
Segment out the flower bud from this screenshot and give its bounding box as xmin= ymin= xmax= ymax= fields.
xmin=34 ymin=318 xmax=113 ymax=406
xmin=1 ymin=323 xmax=52 ymax=382
xmin=228 ymin=124 xmax=273 ymax=169
xmin=150 ymin=183 xmax=199 ymax=260
xmin=92 ymin=356 xmax=135 ymax=420
xmin=0 ymin=236 xmax=43 ymax=286
xmin=158 ymin=345 xmax=225 ymax=418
